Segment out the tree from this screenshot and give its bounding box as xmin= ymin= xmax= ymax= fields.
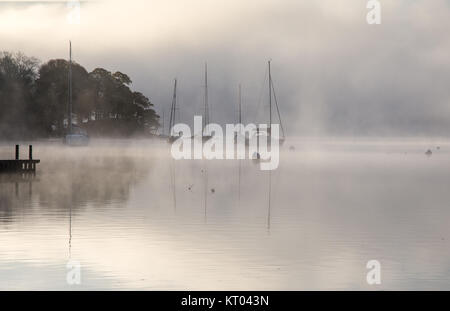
xmin=0 ymin=52 xmax=39 ymax=139
xmin=133 ymin=91 xmax=160 ymax=133
xmin=112 ymin=72 xmax=132 ymax=86
xmin=34 ymin=59 xmax=89 ymax=135
xmin=0 ymin=51 xmax=160 ymax=138
xmin=87 ymin=69 xmax=159 ymax=134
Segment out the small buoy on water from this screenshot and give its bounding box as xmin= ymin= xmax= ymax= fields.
xmin=211 ymin=188 xmax=215 ymax=193
xmin=425 ymin=149 xmax=432 ymax=157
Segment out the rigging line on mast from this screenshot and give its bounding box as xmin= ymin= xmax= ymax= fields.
xmin=173 ymin=79 xmax=177 ymax=134
xmin=169 ymin=78 xmax=177 ymax=136
xmin=255 ymin=66 xmax=268 ymax=123
xmin=270 ymin=76 xmax=286 ymax=139
xmin=174 ymin=85 xmax=181 ymax=125
xmin=168 ymin=98 xmax=173 ymax=136
xmin=161 ymin=109 xmax=165 ymax=136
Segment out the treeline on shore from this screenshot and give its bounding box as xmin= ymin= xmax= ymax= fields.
xmin=0 ymin=51 xmax=160 ymax=140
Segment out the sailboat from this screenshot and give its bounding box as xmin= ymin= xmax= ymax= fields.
xmin=168 ymin=78 xmax=179 ymax=143
xmin=235 ymin=84 xmax=249 ymax=145
xmin=202 ymin=63 xmax=213 ymax=142
xmin=255 ymin=60 xmax=286 ymax=146
xmin=192 ymin=63 xmax=213 ymax=142
xmin=64 ymin=41 xmax=89 ymax=146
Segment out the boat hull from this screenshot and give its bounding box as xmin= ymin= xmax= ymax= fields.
xmin=64 ymin=134 xmax=90 ymax=146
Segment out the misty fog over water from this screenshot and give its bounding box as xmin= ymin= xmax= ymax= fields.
xmin=1 ymin=138 xmax=449 ymax=290
xmin=1 ymin=0 xmax=450 ymax=292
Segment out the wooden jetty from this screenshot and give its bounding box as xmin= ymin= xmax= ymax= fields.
xmin=0 ymin=145 xmax=40 ymax=173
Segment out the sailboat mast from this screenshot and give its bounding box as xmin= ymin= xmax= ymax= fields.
xmin=204 ymin=63 xmax=209 ymax=132
xmin=68 ymin=41 xmax=73 ymax=134
xmin=162 ymin=109 xmax=165 ymax=136
xmin=169 ymin=78 xmax=177 ymax=136
xmin=238 ymin=84 xmax=242 ymax=124
xmin=268 ymin=60 xmax=272 ymax=134
xmin=173 ymin=78 xmax=177 ymax=126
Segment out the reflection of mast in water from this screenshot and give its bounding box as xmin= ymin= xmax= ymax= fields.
xmin=267 ymin=170 xmax=272 ymax=232
xmin=203 ymin=160 xmax=208 ymax=223
xmin=68 ymin=163 xmax=74 ymax=259
xmin=237 ymin=84 xmax=242 ymax=207
xmin=238 ymin=159 xmax=241 ymax=207
xmin=69 ymin=201 xmax=72 ymax=259
xmin=170 ymin=159 xmax=177 ymax=212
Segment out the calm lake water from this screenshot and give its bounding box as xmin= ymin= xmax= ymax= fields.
xmin=0 ymin=138 xmax=449 ymax=290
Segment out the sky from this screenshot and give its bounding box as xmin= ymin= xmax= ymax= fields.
xmin=1 ymin=0 xmax=450 ymax=137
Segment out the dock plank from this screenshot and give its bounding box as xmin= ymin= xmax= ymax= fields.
xmin=0 ymin=160 xmax=40 ymax=173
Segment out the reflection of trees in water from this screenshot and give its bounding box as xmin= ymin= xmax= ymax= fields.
xmin=0 ymin=155 xmax=152 ymax=222
xmin=0 ymin=174 xmax=35 ymax=221
xmin=0 ymin=187 xmax=15 ymax=220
